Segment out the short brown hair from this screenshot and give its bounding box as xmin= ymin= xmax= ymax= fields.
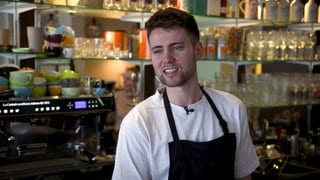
xmin=146 ymin=8 xmax=200 ymax=44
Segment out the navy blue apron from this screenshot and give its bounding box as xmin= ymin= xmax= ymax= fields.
xmin=163 ymin=87 xmax=236 ymax=180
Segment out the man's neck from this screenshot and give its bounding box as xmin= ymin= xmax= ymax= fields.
xmin=165 ymin=84 xmax=203 ymax=107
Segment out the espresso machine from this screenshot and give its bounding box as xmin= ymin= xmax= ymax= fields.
xmin=0 ymin=94 xmax=115 ymax=179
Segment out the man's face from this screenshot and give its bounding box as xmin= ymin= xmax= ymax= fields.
xmin=148 ymin=27 xmax=202 ymax=87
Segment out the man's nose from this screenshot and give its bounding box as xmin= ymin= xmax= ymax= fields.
xmin=163 ymin=50 xmax=174 ymax=62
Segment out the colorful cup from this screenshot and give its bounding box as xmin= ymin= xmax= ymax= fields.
xmin=9 ymin=70 xmax=34 ymax=87
xmin=60 ymin=69 xmax=80 ymax=79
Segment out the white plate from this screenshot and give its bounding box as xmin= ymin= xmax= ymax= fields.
xmin=0 ymin=63 xmax=20 ymax=70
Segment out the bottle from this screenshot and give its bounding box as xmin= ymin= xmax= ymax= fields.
xmin=277 ymin=0 xmax=290 ymax=21
xmin=207 ymin=36 xmax=216 ymax=59
xmin=263 ymin=0 xmax=278 ymax=20
xmin=207 ymin=0 xmax=221 ymax=16
xmin=246 ymin=0 xmax=258 ymax=19
xmin=289 ymin=0 xmax=304 ymax=22
xmin=257 ymin=0 xmax=264 ymax=19
xmin=216 ymin=30 xmax=228 ymax=59
xmin=220 ymin=0 xmax=227 ymax=17
xmin=304 ymin=0 xmax=318 ymax=22
xmin=226 ymin=0 xmax=234 ymax=17
xmin=200 ymin=35 xmax=207 ymax=59
xmin=289 ymin=129 xmax=300 ymax=157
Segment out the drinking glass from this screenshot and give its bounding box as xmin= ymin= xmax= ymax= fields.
xmin=287 ymin=31 xmax=298 ymax=60
xmin=303 ymin=31 xmax=316 ymax=60
xmin=103 ymin=0 xmax=115 ymax=9
xmin=266 ymin=30 xmax=276 ymax=61
xmin=256 ymin=31 xmax=268 ymax=61
xmin=126 ymin=71 xmax=141 ymax=106
xmin=274 ymin=30 xmax=287 ymax=60
xmin=296 ymin=31 xmax=307 ymax=60
xmin=244 ymin=30 xmax=257 ymax=60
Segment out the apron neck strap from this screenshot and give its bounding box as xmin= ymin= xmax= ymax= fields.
xmin=163 ymin=88 xmax=180 ymax=141
xmin=201 ymin=87 xmax=229 ymax=134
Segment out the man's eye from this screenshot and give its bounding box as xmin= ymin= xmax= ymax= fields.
xmin=172 ymin=45 xmax=183 ymax=51
xmin=152 ymin=49 xmax=162 ymax=55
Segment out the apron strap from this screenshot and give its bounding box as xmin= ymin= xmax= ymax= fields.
xmin=201 ymin=87 xmax=230 ymax=134
xmin=163 ymin=88 xmax=180 ymax=141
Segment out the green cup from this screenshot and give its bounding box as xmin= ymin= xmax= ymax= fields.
xmin=41 ymin=70 xmax=61 ymax=83
xmin=60 ymin=69 xmax=80 ymax=79
xmin=9 ymin=70 xmax=34 ymax=87
xmin=34 ymin=77 xmax=47 ymax=87
xmin=9 ymin=79 xmax=34 ymax=87
xmin=32 ymin=86 xmax=47 ymax=97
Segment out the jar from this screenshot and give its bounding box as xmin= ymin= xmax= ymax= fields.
xmin=207 ymin=36 xmax=216 ymax=59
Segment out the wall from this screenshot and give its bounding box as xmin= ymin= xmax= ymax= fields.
xmin=197 ymin=61 xmax=221 ymax=82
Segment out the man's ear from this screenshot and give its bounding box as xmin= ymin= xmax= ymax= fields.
xmin=195 ymin=41 xmax=203 ymax=60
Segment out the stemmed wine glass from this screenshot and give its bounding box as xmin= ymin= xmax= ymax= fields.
xmin=126 ymin=71 xmax=141 ymax=106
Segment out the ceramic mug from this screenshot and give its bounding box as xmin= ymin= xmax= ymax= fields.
xmin=238 ymin=0 xmax=258 ymax=19
xmin=63 ymin=46 xmax=74 ymax=58
xmin=61 ymin=78 xmax=80 ymax=87
xmin=10 ymin=86 xmax=33 ymax=98
xmin=61 ymin=87 xmax=81 ymax=97
xmin=48 ymin=85 xmax=61 ymax=96
xmin=91 ymin=79 xmax=106 ymax=96
xmin=9 ymin=70 xmax=35 ymax=87
xmin=41 ymin=70 xmax=61 ymax=83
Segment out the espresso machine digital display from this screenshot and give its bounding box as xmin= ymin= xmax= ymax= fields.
xmin=74 ymin=100 xmax=87 ymax=109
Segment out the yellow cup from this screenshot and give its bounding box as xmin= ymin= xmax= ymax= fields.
xmin=0 ymin=85 xmax=8 ymax=93
xmin=48 ymin=85 xmax=61 ymax=96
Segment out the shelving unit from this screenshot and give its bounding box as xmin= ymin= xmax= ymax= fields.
xmin=0 ymin=0 xmax=319 ymax=103
xmin=0 ymin=1 xmax=37 ymax=47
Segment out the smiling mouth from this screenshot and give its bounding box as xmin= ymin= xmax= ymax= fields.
xmin=164 ymin=68 xmax=177 ymax=74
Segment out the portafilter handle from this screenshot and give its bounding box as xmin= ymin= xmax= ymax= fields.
xmin=72 ymin=142 xmax=97 ymax=163
xmin=81 ymin=148 xmax=97 ymax=163
xmin=0 ymin=90 xmax=15 ymax=100
xmin=0 ymin=129 xmax=15 ymax=142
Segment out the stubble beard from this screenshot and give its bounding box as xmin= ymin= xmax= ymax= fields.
xmin=158 ymin=71 xmax=189 ymax=88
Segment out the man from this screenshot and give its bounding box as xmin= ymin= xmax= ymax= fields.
xmin=112 ymin=8 xmax=259 ymax=180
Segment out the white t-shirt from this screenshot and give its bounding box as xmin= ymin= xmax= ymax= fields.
xmin=112 ymin=87 xmax=259 ymax=180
